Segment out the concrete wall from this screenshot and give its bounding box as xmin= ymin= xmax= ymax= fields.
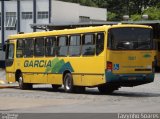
xmin=37 ymin=0 xmax=49 ymax=24
xmin=52 ymin=1 xmax=79 ymax=25
xmin=79 ymin=6 xmax=107 ymax=21
xmin=0 ymin=2 xmax=1 ymax=44
xmin=20 ymin=0 xmax=33 ymax=33
xmin=4 ymin=1 xmax=17 ymax=40
xmin=0 ymin=0 xmax=107 ymax=66
xmin=51 ymin=0 xmax=107 ymax=25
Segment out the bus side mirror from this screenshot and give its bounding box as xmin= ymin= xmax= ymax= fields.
xmin=3 ymin=45 xmax=6 ymax=51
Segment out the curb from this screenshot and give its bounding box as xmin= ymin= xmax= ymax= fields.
xmin=0 ymin=80 xmax=19 ymax=89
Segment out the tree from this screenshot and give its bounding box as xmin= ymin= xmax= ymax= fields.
xmin=107 ymin=12 xmax=117 ymax=21
xmin=143 ymin=7 xmax=160 ymax=20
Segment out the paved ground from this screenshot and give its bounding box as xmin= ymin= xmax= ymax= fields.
xmin=0 ymin=70 xmax=160 ymax=113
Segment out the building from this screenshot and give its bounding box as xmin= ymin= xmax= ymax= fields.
xmin=0 ymin=0 xmax=107 ymax=68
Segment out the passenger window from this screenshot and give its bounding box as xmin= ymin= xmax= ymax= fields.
xmin=82 ymin=34 xmax=95 ymax=56
xmin=16 ymin=39 xmax=24 ymax=58
xmin=57 ymin=36 xmax=68 ymax=56
xmin=45 ymin=37 xmax=57 ymax=56
xmin=69 ymin=35 xmax=81 ymax=56
xmin=35 ymin=38 xmax=45 ymax=57
xmin=96 ymin=33 xmax=104 ymax=55
xmin=24 ymin=39 xmax=34 ymax=57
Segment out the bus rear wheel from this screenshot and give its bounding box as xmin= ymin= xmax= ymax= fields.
xmin=18 ymin=73 xmax=32 ymax=90
xmin=64 ymin=73 xmax=76 ymax=93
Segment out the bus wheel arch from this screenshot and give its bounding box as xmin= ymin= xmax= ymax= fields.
xmin=15 ymin=70 xmax=32 ymax=90
xmin=63 ymin=71 xmax=85 ymax=93
xmin=63 ymin=70 xmax=71 ymax=84
xmin=15 ymin=69 xmax=22 ymax=82
xmin=63 ymin=71 xmax=75 ymax=93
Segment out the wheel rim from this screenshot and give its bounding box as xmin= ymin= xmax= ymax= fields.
xmin=65 ymin=76 xmax=72 ymax=90
xmin=19 ymin=76 xmax=23 ymax=87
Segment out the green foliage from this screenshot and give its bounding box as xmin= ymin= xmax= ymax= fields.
xmin=107 ymin=12 xmax=117 ymax=21
xmin=131 ymin=14 xmax=141 ymax=21
xmin=143 ymin=7 xmax=160 ymax=20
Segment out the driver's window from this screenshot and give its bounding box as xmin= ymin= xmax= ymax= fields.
xmin=6 ymin=44 xmax=14 ymax=60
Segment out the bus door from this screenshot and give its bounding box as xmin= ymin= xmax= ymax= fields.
xmin=5 ymin=41 xmax=16 ymax=82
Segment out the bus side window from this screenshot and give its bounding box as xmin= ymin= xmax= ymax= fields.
xmin=16 ymin=39 xmax=24 ymax=58
xmin=96 ymin=33 xmax=104 ymax=55
xmin=57 ymin=36 xmax=68 ymax=57
xmin=45 ymin=37 xmax=57 ymax=57
xmin=69 ymin=35 xmax=81 ymax=56
xmin=82 ymin=34 xmax=95 ymax=56
xmin=24 ymin=38 xmax=34 ymax=57
xmin=34 ymin=37 xmax=45 ymax=57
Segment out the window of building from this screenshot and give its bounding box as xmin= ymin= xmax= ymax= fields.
xmin=57 ymin=36 xmax=68 ymax=56
xmin=79 ymin=16 xmax=90 ymax=22
xmin=22 ymin=12 xmax=33 ymax=19
xmin=24 ymin=39 xmax=34 ymax=57
xmin=35 ymin=38 xmax=45 ymax=57
xmin=45 ymin=37 xmax=57 ymax=56
xmin=69 ymin=35 xmax=81 ymax=56
xmin=37 ymin=11 xmax=48 ymax=19
xmin=5 ymin=12 xmax=17 ymax=30
xmin=16 ymin=39 xmax=24 ymax=58
xmin=96 ymin=33 xmax=104 ymax=55
xmin=82 ymin=34 xmax=95 ymax=56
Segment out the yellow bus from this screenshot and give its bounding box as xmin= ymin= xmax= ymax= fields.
xmin=5 ymin=24 xmax=155 ymax=94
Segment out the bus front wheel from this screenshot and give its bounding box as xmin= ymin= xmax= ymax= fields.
xmin=18 ymin=73 xmax=32 ymax=90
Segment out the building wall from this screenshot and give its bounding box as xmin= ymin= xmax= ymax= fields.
xmin=4 ymin=1 xmax=17 ymax=41
xmin=0 ymin=0 xmax=107 ymax=66
xmin=52 ymin=1 xmax=79 ymax=25
xmin=37 ymin=0 xmax=49 ymax=24
xmin=79 ymin=6 xmax=107 ymax=22
xmin=0 ymin=0 xmax=4 ymax=62
xmin=20 ymin=0 xmax=33 ymax=33
xmin=0 ymin=1 xmax=1 ymax=44
xmin=51 ymin=0 xmax=107 ymax=25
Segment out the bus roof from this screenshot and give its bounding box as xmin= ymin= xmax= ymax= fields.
xmin=8 ymin=24 xmax=152 ymax=40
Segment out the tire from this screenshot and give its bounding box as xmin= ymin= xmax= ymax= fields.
xmin=52 ymin=84 xmax=61 ymax=91
xmin=63 ymin=73 xmax=75 ymax=93
xmin=98 ymin=84 xmax=118 ymax=94
xmin=18 ymin=73 xmax=32 ymax=90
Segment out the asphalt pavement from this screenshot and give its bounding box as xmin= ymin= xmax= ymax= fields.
xmin=0 ymin=69 xmax=160 ymax=113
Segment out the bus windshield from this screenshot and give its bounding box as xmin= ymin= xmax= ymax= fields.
xmin=108 ymin=27 xmax=153 ymax=50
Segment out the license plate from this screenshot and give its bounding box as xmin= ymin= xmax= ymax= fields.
xmin=128 ymin=77 xmax=137 ymax=80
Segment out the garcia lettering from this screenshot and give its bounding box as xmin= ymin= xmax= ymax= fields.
xmin=24 ymin=60 xmax=51 ymax=67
